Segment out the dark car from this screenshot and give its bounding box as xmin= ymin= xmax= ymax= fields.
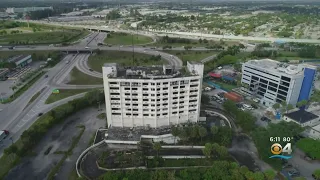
xmin=288 ymin=168 xmax=300 ymax=177
xmin=89 ymin=68 xmax=93 ymax=71
xmin=44 ymin=75 xmax=48 ymax=78
xmin=261 ymin=116 xmax=271 ymax=122
xmin=38 ymin=113 xmax=43 ymax=117
xmin=282 ymin=163 xmax=293 ymax=169
xmin=251 ymin=103 xmax=258 ymax=109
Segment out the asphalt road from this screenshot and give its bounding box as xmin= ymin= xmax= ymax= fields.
xmin=0 ymin=32 xmax=184 ymax=157
xmin=24 ymin=20 xmax=320 ymax=44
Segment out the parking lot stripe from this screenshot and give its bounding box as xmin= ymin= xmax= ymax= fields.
xmin=31 ymin=109 xmax=35 ymax=113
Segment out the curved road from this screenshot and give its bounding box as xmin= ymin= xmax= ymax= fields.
xmin=0 ymin=32 xmax=185 ymax=156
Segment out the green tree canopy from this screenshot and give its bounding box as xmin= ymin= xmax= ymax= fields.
xmin=296 ymin=138 xmax=320 ymax=160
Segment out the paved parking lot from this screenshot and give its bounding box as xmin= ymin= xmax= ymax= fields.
xmin=0 ymin=80 xmax=16 ymax=100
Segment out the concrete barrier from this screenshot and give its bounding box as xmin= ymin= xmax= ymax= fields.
xmin=76 ymin=141 xmax=105 ymax=178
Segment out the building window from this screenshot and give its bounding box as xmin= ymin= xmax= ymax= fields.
xmin=151 ymin=83 xmax=155 ymax=85
xmin=143 ymin=99 xmax=148 ymax=102
xmin=163 ymin=103 xmax=168 ymax=106
xmin=143 ymin=104 xmax=148 ymax=107
xmin=125 ymin=98 xmax=131 ymax=101
xmin=132 ymin=99 xmax=138 ymax=101
xmin=133 ymin=114 xmax=138 ymax=116
xmin=163 ymin=82 xmax=168 ymax=85
xmin=111 ymin=98 xmax=120 ymax=100
xmin=111 ymin=103 xmax=120 ymax=106
xmin=132 ymin=104 xmax=138 ymax=106
xmin=132 ymin=93 xmax=138 ymax=96
xmin=143 ymin=94 xmax=148 ymax=96
xmin=125 ymin=93 xmax=130 ymax=96
xmin=143 ymin=83 xmax=148 ymax=85
xmin=112 ymin=108 xmax=120 ymax=110
xmin=173 ymin=92 xmax=178 ymax=95
xmin=132 ymin=88 xmax=137 ymax=90
xmin=151 ymin=88 xmax=155 ymax=91
xmin=125 ymin=103 xmax=130 ymax=106
xmin=109 ymin=82 xmax=118 ymax=84
xmin=112 ymin=113 xmax=121 ymax=115
xmin=179 ymin=111 xmax=184 ymax=114
xmin=110 ymin=87 xmax=119 ymax=90
xmin=143 ymin=88 xmax=148 ymax=91
xmin=190 ymin=84 xmax=198 ymax=87
xmin=180 ymin=85 xmax=185 ymax=88
xmin=172 ymin=111 xmax=177 ymax=114
xmin=163 ymin=113 xmax=168 ymax=116
xmin=110 ymin=93 xmax=120 ymax=95
xmin=124 ymin=88 xmax=130 ymax=90
xmin=133 ymin=109 xmax=138 ymax=111
xmin=126 ymin=113 xmax=131 ymax=116
xmin=157 ymin=83 xmax=161 ymax=85
xmin=143 ymin=114 xmax=149 ymax=117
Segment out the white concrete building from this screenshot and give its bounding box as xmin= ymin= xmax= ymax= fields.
xmin=6 ymin=7 xmax=53 ymax=14
xmin=103 ymin=62 xmax=204 ymax=128
xmin=241 ymin=59 xmax=317 ymax=107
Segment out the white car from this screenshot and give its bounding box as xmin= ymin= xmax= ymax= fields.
xmin=218 ymin=66 xmax=222 ymax=70
xmin=253 ymin=98 xmax=260 ymax=103
xmin=85 ymin=46 xmax=89 ymax=49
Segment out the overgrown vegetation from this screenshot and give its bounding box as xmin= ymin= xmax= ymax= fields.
xmin=98 ymin=161 xmax=277 ymax=180
xmin=0 ymin=89 xmax=104 ymax=179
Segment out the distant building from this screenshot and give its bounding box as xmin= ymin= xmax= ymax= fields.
xmin=7 ymin=55 xmax=32 ymax=68
xmin=283 ymin=110 xmax=319 ymax=127
xmin=241 ymin=59 xmax=317 ymax=107
xmin=6 ymin=7 xmax=53 ymax=14
xmin=103 ymin=61 xmax=204 ymax=128
xmin=0 ymin=68 xmax=9 ymax=80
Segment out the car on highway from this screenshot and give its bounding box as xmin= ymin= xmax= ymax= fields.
xmin=89 ymin=68 xmax=93 ymax=71
xmin=0 ymin=45 xmax=2 ymax=48
xmin=0 ymin=130 xmax=9 ymax=142
xmin=38 ymin=113 xmax=43 ymax=117
xmin=44 ymin=75 xmax=48 ymax=78
xmin=85 ymin=46 xmax=90 ymax=49
xmin=8 ymin=46 xmax=15 ymax=50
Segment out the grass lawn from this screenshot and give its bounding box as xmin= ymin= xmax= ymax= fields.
xmin=88 ymin=51 xmax=166 ymax=73
xmin=163 ymin=50 xmax=219 ymax=65
xmin=45 ymin=89 xmax=90 ymax=104
xmin=104 ymin=32 xmax=153 ymax=45
xmin=0 ymin=30 xmax=89 ymax=45
xmin=67 ymin=67 xmax=103 ymax=85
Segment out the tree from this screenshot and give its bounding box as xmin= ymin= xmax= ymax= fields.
xmin=202 ymin=143 xmax=213 ymax=158
xmin=313 ymin=169 xmax=320 ymax=180
xmin=4 ymin=144 xmax=18 ymax=155
xmin=211 ymin=126 xmax=219 ymax=135
xmin=287 ymin=104 xmax=294 ymax=112
xmin=272 ymin=103 xmax=280 ymax=110
xmin=198 ymin=126 xmax=207 ymax=142
xmin=297 ymin=100 xmax=308 ymax=108
xmin=199 ymin=38 xmax=203 ymax=44
xmin=239 ymin=43 xmax=246 ymax=49
xmin=216 ymin=145 xmax=228 ymax=158
xmin=171 ymin=126 xmax=179 ymax=144
xmin=252 ymin=172 xmax=265 ymax=180
xmin=201 ymin=94 xmax=210 ymax=105
xmin=264 ymin=169 xmax=276 ymax=180
xmin=153 ymin=142 xmax=161 ymax=157
xmin=191 ymin=125 xmax=199 ymax=139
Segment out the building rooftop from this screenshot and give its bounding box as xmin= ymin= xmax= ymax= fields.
xmin=245 ymin=59 xmax=306 ymax=75
xmin=104 ymin=64 xmax=182 ymax=79
xmin=7 ymin=55 xmax=31 ymax=64
xmin=106 ymin=126 xmax=172 ymax=141
xmin=284 ymin=110 xmax=319 ymax=124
